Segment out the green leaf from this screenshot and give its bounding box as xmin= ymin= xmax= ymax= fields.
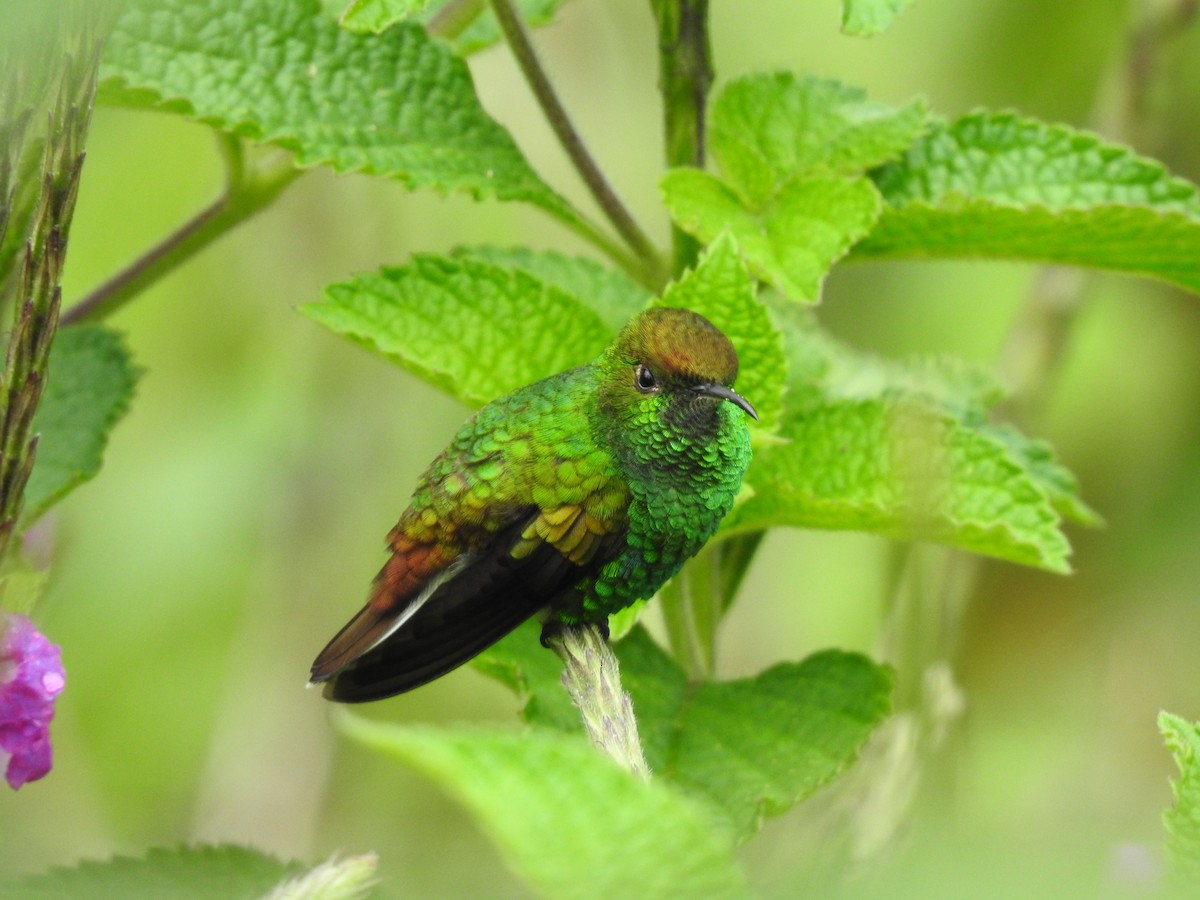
xmin=709 ymin=74 xmax=929 ymax=202
xmin=23 ymin=325 xmax=140 ymax=523
xmin=340 ymin=717 xmax=752 ymax=899
xmin=661 ymin=168 xmax=880 ymax=303
xmin=450 ymin=245 xmax=651 ymax=332
xmin=0 ymin=845 xmax=306 ymax=899
xmin=623 ymin=628 xmax=892 ymax=839
xmin=305 ymin=254 xmax=609 ymax=407
xmin=842 ymin=0 xmax=916 ymax=36
xmin=100 ymin=0 xmax=576 ymax=221
xmin=1161 ymin=712 xmax=1200 ymax=885
xmin=723 ymin=397 xmax=1073 ymax=572
xmin=663 ymin=74 xmax=924 ymax=302
xmin=653 ymin=233 xmax=788 ymax=433
xmin=855 ymin=112 xmax=1200 ymax=295
xmin=983 ymin=423 xmax=1102 ymax=527
xmin=339 ymin=0 xmax=428 ymax=33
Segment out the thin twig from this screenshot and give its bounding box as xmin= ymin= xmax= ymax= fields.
xmin=62 ymin=147 xmax=300 ymax=325
xmin=487 ymin=0 xmax=666 ymax=285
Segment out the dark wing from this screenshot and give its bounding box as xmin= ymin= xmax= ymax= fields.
xmin=310 ymin=505 xmax=622 ymax=703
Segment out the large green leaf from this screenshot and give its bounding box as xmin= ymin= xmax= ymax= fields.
xmin=653 ymin=233 xmax=788 ymax=434
xmin=1161 ymin=712 xmax=1200 ymax=885
xmin=855 ymin=112 xmax=1200 ymax=295
xmin=100 ymin=0 xmax=575 ymax=221
xmin=476 ymin=624 xmax=892 ymax=842
xmin=341 ymin=716 xmax=752 ymax=899
xmin=723 ymin=397 xmax=1073 ymax=572
xmin=619 ymin=629 xmax=892 ymax=839
xmin=23 ymin=325 xmax=140 ymax=523
xmin=304 ymin=254 xmax=610 ymax=406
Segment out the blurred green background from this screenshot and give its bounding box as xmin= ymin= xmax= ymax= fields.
xmin=3 ymin=1 xmax=1200 ymax=896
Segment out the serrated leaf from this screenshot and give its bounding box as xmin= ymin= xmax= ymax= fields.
xmin=23 ymin=325 xmax=140 ymax=523
xmin=710 ymin=74 xmax=929 ymax=202
xmin=474 ymin=626 xmax=892 ymax=842
xmin=983 ymin=423 xmax=1101 ymax=527
xmin=0 ymin=845 xmax=306 ymax=899
xmin=723 ymin=397 xmax=1073 ymax=572
xmin=1161 ymin=712 xmax=1200 ymax=885
xmin=339 ymin=0 xmax=428 ymax=33
xmin=618 ymin=632 xmax=893 ymax=839
xmin=305 ymin=254 xmax=609 ymax=406
xmin=340 ymin=717 xmax=752 ymax=899
xmin=842 ymin=0 xmax=916 ymax=36
xmin=662 ymin=168 xmax=880 ymax=303
xmin=450 ymin=245 xmax=651 ymax=332
xmin=100 ymin=0 xmax=576 ymax=222
xmin=652 ymin=233 xmax=787 ymax=433
xmin=856 ymin=112 xmax=1200 ymax=295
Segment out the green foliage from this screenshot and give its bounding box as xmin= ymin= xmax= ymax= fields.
xmin=340 ymin=715 xmax=752 ymax=899
xmin=339 ymin=0 xmax=566 ymax=58
xmin=0 ymin=845 xmax=309 ymax=899
xmin=856 ymin=112 xmax=1200 ymax=293
xmin=841 ymin=0 xmax=916 ymax=36
xmin=305 ymin=254 xmax=611 ymax=407
xmin=663 ymin=75 xmax=926 ymax=302
xmin=23 ymin=326 xmax=140 ymax=523
xmin=478 ymin=623 xmax=892 ymax=841
xmin=99 ymin=0 xmax=576 ymax=222
xmin=1161 ymin=712 xmax=1200 ymax=884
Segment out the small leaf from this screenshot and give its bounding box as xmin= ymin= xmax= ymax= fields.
xmin=662 ymin=168 xmax=880 ymax=303
xmin=842 ymin=0 xmax=916 ymax=36
xmin=100 ymin=0 xmax=576 ymax=222
xmin=709 ymin=73 xmax=929 ymax=201
xmin=652 ymin=234 xmax=787 ymax=433
xmin=339 ymin=0 xmax=428 ymax=33
xmin=723 ymin=397 xmax=1073 ymax=572
xmin=450 ymin=246 xmax=651 ymax=332
xmin=1161 ymin=712 xmax=1200 ymax=885
xmin=23 ymin=325 xmax=140 ymax=523
xmin=305 ymin=254 xmax=610 ymax=407
xmin=0 ymin=845 xmax=306 ymax=899
xmin=340 ymin=717 xmax=752 ymax=899
xmin=856 ymin=111 xmax=1200 ymax=295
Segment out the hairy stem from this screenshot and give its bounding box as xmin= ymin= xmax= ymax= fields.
xmin=545 ymin=623 xmax=650 ymax=779
xmin=0 ymin=24 xmax=100 ymax=558
xmin=650 ymin=0 xmax=711 ymax=273
xmin=62 ymin=142 xmax=300 ymax=325
xmin=488 ymin=0 xmax=667 ymax=286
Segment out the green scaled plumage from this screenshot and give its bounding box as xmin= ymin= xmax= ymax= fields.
xmin=310 ymin=307 xmax=756 ymax=702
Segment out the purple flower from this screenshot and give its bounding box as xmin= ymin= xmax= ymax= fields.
xmin=1 ymin=614 xmax=65 ymax=789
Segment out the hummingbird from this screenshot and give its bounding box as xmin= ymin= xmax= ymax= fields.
xmin=309 ymin=306 xmax=757 ymax=702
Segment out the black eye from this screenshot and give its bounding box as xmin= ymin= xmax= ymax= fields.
xmin=634 ymin=364 xmax=658 ymax=393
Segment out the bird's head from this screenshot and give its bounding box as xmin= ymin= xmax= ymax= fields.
xmin=598 ymin=307 xmax=757 ymax=441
